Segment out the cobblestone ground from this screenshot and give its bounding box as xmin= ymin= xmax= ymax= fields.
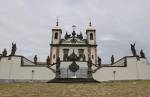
xmin=0 ymin=80 xmax=150 ymax=97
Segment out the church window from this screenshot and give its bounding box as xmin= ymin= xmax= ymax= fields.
xmin=53 ymin=54 xmax=55 ymax=59
xmin=78 ymin=49 xmax=84 ymax=57
xmin=54 ymin=32 xmax=58 ymax=39
xmin=92 ymin=55 xmax=94 ymax=59
xmin=63 ymin=49 xmax=69 ymax=61
xmin=90 ymin=33 xmax=93 ymax=40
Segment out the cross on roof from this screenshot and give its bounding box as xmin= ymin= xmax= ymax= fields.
xmin=56 ymin=17 xmax=59 ymax=26
xmin=72 ymin=25 xmax=76 ymax=31
xmin=89 ymin=17 xmax=92 ymax=26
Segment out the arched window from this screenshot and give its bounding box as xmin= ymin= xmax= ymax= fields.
xmin=54 ymin=32 xmax=58 ymax=39
xmin=92 ymin=55 xmax=94 ymax=59
xmin=53 ymin=54 xmax=55 ymax=59
xmin=90 ymin=33 xmax=93 ymax=40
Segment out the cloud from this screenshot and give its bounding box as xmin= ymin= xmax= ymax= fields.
xmin=100 ymin=34 xmax=118 ymax=41
xmin=0 ymin=0 xmax=150 ymax=63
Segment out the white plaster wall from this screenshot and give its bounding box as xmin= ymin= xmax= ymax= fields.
xmin=0 ymin=56 xmax=149 ymax=82
xmin=93 ymin=57 xmax=150 ymax=82
xmin=137 ymin=58 xmax=150 ymax=79
xmin=23 ymin=58 xmax=35 ymax=65
xmin=0 ymin=57 xmax=55 ymax=81
xmin=112 ymin=58 xmax=125 ymax=66
xmin=149 ymin=63 xmax=150 ymax=76
xmin=0 ymin=57 xmax=16 ymax=79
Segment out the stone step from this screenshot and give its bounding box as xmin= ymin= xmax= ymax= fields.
xmin=48 ymin=78 xmax=99 ymax=83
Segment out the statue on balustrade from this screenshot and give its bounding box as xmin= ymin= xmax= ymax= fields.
xmin=111 ymin=55 xmax=114 ymax=65
xmin=2 ymin=48 xmax=7 ymax=57
xmin=130 ymin=43 xmax=137 ymax=56
xmin=46 ymin=56 xmax=50 ymax=65
xmin=140 ymin=49 xmax=146 ymax=58
xmin=10 ymin=43 xmax=17 ymax=56
xmin=34 ymin=55 xmax=37 ymax=64
xmin=65 ymin=32 xmax=71 ymax=40
xmin=98 ymin=57 xmax=101 ymax=67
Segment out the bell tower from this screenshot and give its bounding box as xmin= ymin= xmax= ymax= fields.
xmin=50 ymin=18 xmax=62 ymax=64
xmin=86 ymin=21 xmax=96 ymax=45
xmin=51 ymin=18 xmax=62 ymax=44
xmin=86 ymin=21 xmax=97 ymax=64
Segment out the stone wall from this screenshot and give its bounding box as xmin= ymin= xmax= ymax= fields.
xmin=93 ymin=57 xmax=150 ymax=82
xmin=0 ymin=56 xmax=55 ymax=82
xmin=0 ymin=56 xmax=150 ymax=82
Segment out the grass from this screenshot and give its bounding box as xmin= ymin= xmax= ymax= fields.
xmin=0 ymin=80 xmax=150 ymax=97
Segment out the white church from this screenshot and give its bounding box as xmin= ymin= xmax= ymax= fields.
xmin=0 ymin=20 xmax=150 ymax=83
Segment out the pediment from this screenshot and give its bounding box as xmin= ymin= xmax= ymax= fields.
xmin=61 ymin=37 xmax=87 ymax=44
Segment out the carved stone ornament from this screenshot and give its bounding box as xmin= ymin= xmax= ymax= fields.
xmin=72 ymin=31 xmax=76 ymax=37
xmin=70 ymin=38 xmax=77 ymax=43
xmin=69 ymin=61 xmax=79 ymax=72
xmin=68 ymin=50 xmax=78 ymax=61
xmin=65 ymin=32 xmax=71 ymax=40
xmin=77 ymin=33 xmax=83 ymax=40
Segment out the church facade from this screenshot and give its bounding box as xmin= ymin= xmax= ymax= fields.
xmin=0 ymin=20 xmax=150 ymax=83
xmin=50 ymin=24 xmax=97 ymax=64
xmin=49 ymin=22 xmax=98 ymax=78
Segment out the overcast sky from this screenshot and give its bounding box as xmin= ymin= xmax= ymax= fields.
xmin=0 ymin=0 xmax=150 ymax=63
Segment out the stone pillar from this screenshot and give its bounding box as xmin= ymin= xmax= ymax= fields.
xmin=50 ymin=46 xmax=53 ymax=64
xmin=56 ymin=47 xmax=60 ymax=63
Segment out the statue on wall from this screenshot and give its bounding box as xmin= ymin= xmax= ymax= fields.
xmin=98 ymin=57 xmax=101 ymax=67
xmin=77 ymin=33 xmax=83 ymax=40
xmin=2 ymin=48 xmax=7 ymax=57
xmin=34 ymin=55 xmax=37 ymax=64
xmin=65 ymin=32 xmax=71 ymax=40
xmin=130 ymin=43 xmax=137 ymax=56
xmin=140 ymin=49 xmax=146 ymax=58
xmin=10 ymin=43 xmax=17 ymax=56
xmin=46 ymin=56 xmax=50 ymax=65
xmin=111 ymin=55 xmax=114 ymax=65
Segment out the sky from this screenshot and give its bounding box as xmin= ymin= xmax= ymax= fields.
xmin=0 ymin=0 xmax=150 ymax=63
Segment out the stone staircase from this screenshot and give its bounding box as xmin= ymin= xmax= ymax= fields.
xmin=48 ymin=78 xmax=99 ymax=83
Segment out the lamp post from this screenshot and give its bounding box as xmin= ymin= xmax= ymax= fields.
xmin=31 ymin=70 xmax=34 ymax=82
